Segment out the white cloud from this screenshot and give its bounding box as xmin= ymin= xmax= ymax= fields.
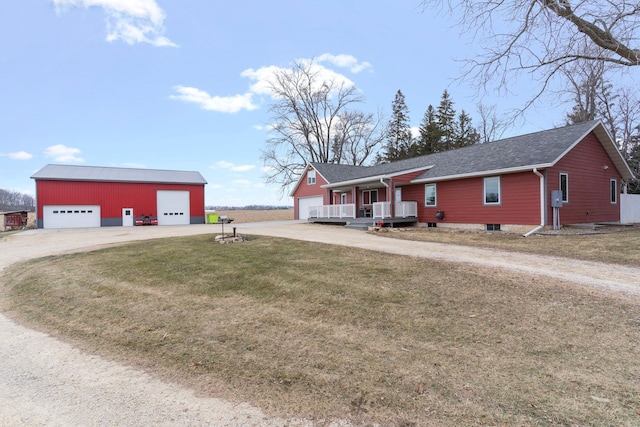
xmin=172 ymin=54 xmax=371 ymax=114
xmin=212 ymin=160 xmax=234 ymax=169
xmin=170 ymin=86 xmax=258 ymax=113
xmin=1 ymin=151 xmax=33 ymax=160
xmin=211 ymin=161 xmax=256 ymax=172
xmin=240 ymin=59 xmax=356 ymax=98
xmin=316 ymin=53 xmax=373 ymax=73
xmin=52 ymin=0 xmax=177 ymax=47
xmin=44 ymin=144 xmax=85 ymax=163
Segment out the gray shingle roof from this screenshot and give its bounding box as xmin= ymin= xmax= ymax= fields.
xmin=310 ymin=163 xmax=367 ymax=183
xmin=312 ymin=120 xmax=633 ymax=187
xmin=412 ymin=119 xmax=600 ymax=182
xmin=31 ymin=164 xmax=207 ymax=185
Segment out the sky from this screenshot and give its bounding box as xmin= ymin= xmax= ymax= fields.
xmin=1 ymin=0 xmax=633 ymax=207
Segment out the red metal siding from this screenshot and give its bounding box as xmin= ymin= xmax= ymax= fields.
xmin=293 ymin=167 xmax=329 ymax=219
xmin=35 ymin=180 xmax=205 ymax=222
xmin=547 ymin=132 xmax=622 ymax=224
xmin=407 ymin=172 xmax=541 ymax=225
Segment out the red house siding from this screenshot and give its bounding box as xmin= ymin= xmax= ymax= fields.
xmin=293 ymin=167 xmax=330 ymax=219
xmin=35 ymin=180 xmax=205 ymax=224
xmin=546 ymin=133 xmax=621 ymax=224
xmin=409 ymin=171 xmax=541 ymax=226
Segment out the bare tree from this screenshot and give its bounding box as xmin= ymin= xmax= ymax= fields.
xmin=332 ymin=109 xmax=386 ymax=165
xmin=261 ymin=59 xmax=384 ymax=191
xmin=613 ymin=88 xmax=640 ymax=156
xmin=560 ymin=58 xmax=640 ymax=192
xmin=0 ymin=189 xmax=35 ymax=211
xmin=476 ymin=104 xmax=509 ymax=143
xmin=562 ymin=58 xmax=609 ymax=124
xmin=421 ymin=1 xmax=640 ymax=108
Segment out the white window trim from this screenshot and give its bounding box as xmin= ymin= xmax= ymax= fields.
xmin=560 ymin=172 xmax=569 ymax=203
xmin=610 ymin=179 xmax=618 ymax=204
xmin=362 ymin=189 xmax=378 ymax=205
xmin=425 ymin=183 xmax=437 ymax=207
xmin=307 ymin=170 xmax=316 ymax=185
xmin=483 ymin=176 xmax=501 ymax=205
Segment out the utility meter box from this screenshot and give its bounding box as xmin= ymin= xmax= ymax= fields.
xmin=551 ymin=190 xmax=563 ymax=208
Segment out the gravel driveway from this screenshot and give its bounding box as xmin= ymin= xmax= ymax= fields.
xmin=1 ymin=222 xmax=638 ymax=426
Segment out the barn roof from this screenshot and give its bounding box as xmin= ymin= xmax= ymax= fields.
xmin=308 ymin=120 xmax=633 ymax=191
xmin=31 ymin=164 xmax=208 ymax=185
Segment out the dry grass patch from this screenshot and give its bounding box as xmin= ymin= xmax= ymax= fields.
xmin=1 ymin=235 xmax=639 ymax=426
xmin=378 ymin=226 xmax=640 ymax=267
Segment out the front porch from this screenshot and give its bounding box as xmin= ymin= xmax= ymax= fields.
xmin=308 ymin=201 xmax=419 ymax=228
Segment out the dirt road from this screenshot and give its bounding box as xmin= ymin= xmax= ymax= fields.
xmin=0 ymin=222 xmax=638 ymax=426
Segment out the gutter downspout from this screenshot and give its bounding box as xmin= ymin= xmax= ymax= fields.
xmin=523 ymin=168 xmax=545 ymax=237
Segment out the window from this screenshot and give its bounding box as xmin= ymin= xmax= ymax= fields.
xmin=362 ymin=189 xmax=378 ymax=205
xmin=307 ymin=170 xmax=316 ymax=185
xmin=560 ymin=172 xmax=569 ymax=202
xmin=425 ymin=184 xmax=437 ymax=206
xmin=483 ymin=176 xmax=501 ymax=205
xmin=486 ymin=224 xmax=501 ymax=231
xmin=610 ymin=179 xmax=617 ymax=204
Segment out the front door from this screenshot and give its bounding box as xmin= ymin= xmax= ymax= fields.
xmin=122 ymin=208 xmax=134 ymax=227
xmin=395 ymin=188 xmax=402 ymax=202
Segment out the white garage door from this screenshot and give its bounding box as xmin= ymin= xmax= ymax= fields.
xmin=298 ymin=196 xmax=323 ymax=220
xmin=43 ymin=205 xmax=101 ymax=229
xmin=157 ymin=190 xmax=190 ymax=225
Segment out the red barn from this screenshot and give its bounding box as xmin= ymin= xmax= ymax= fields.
xmin=31 ymin=165 xmax=207 ymax=229
xmin=291 ymin=120 xmax=635 ymax=233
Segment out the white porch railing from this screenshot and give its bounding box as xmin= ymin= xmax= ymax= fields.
xmin=372 ymin=201 xmax=418 ymax=218
xmin=394 ymin=201 xmax=418 ymax=218
xmin=310 ymin=201 xmax=418 ymax=220
xmin=373 ymin=202 xmax=391 ymax=218
xmin=309 ymin=204 xmax=356 ymax=219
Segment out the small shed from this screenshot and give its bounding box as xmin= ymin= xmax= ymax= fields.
xmin=1 ymin=211 xmax=29 ymax=231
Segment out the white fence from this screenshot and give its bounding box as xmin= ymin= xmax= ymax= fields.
xmin=621 ymin=193 xmax=640 ymax=224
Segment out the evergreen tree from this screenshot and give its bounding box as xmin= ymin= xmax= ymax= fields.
xmin=455 ymin=110 xmax=480 ymax=148
xmin=436 ymin=90 xmax=457 ymax=151
xmin=416 ymin=105 xmax=440 ymax=155
xmin=378 ymin=90 xmax=413 ymax=163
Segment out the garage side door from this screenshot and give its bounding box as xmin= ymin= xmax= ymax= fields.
xmin=157 ymin=190 xmax=190 ymax=225
xmin=43 ymin=205 xmax=101 ymax=229
xmin=298 ymin=196 xmax=323 ymax=220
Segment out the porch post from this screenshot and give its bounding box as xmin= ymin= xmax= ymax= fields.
xmin=354 ymin=186 xmax=359 ymax=216
xmin=390 ymin=180 xmax=395 ymax=218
